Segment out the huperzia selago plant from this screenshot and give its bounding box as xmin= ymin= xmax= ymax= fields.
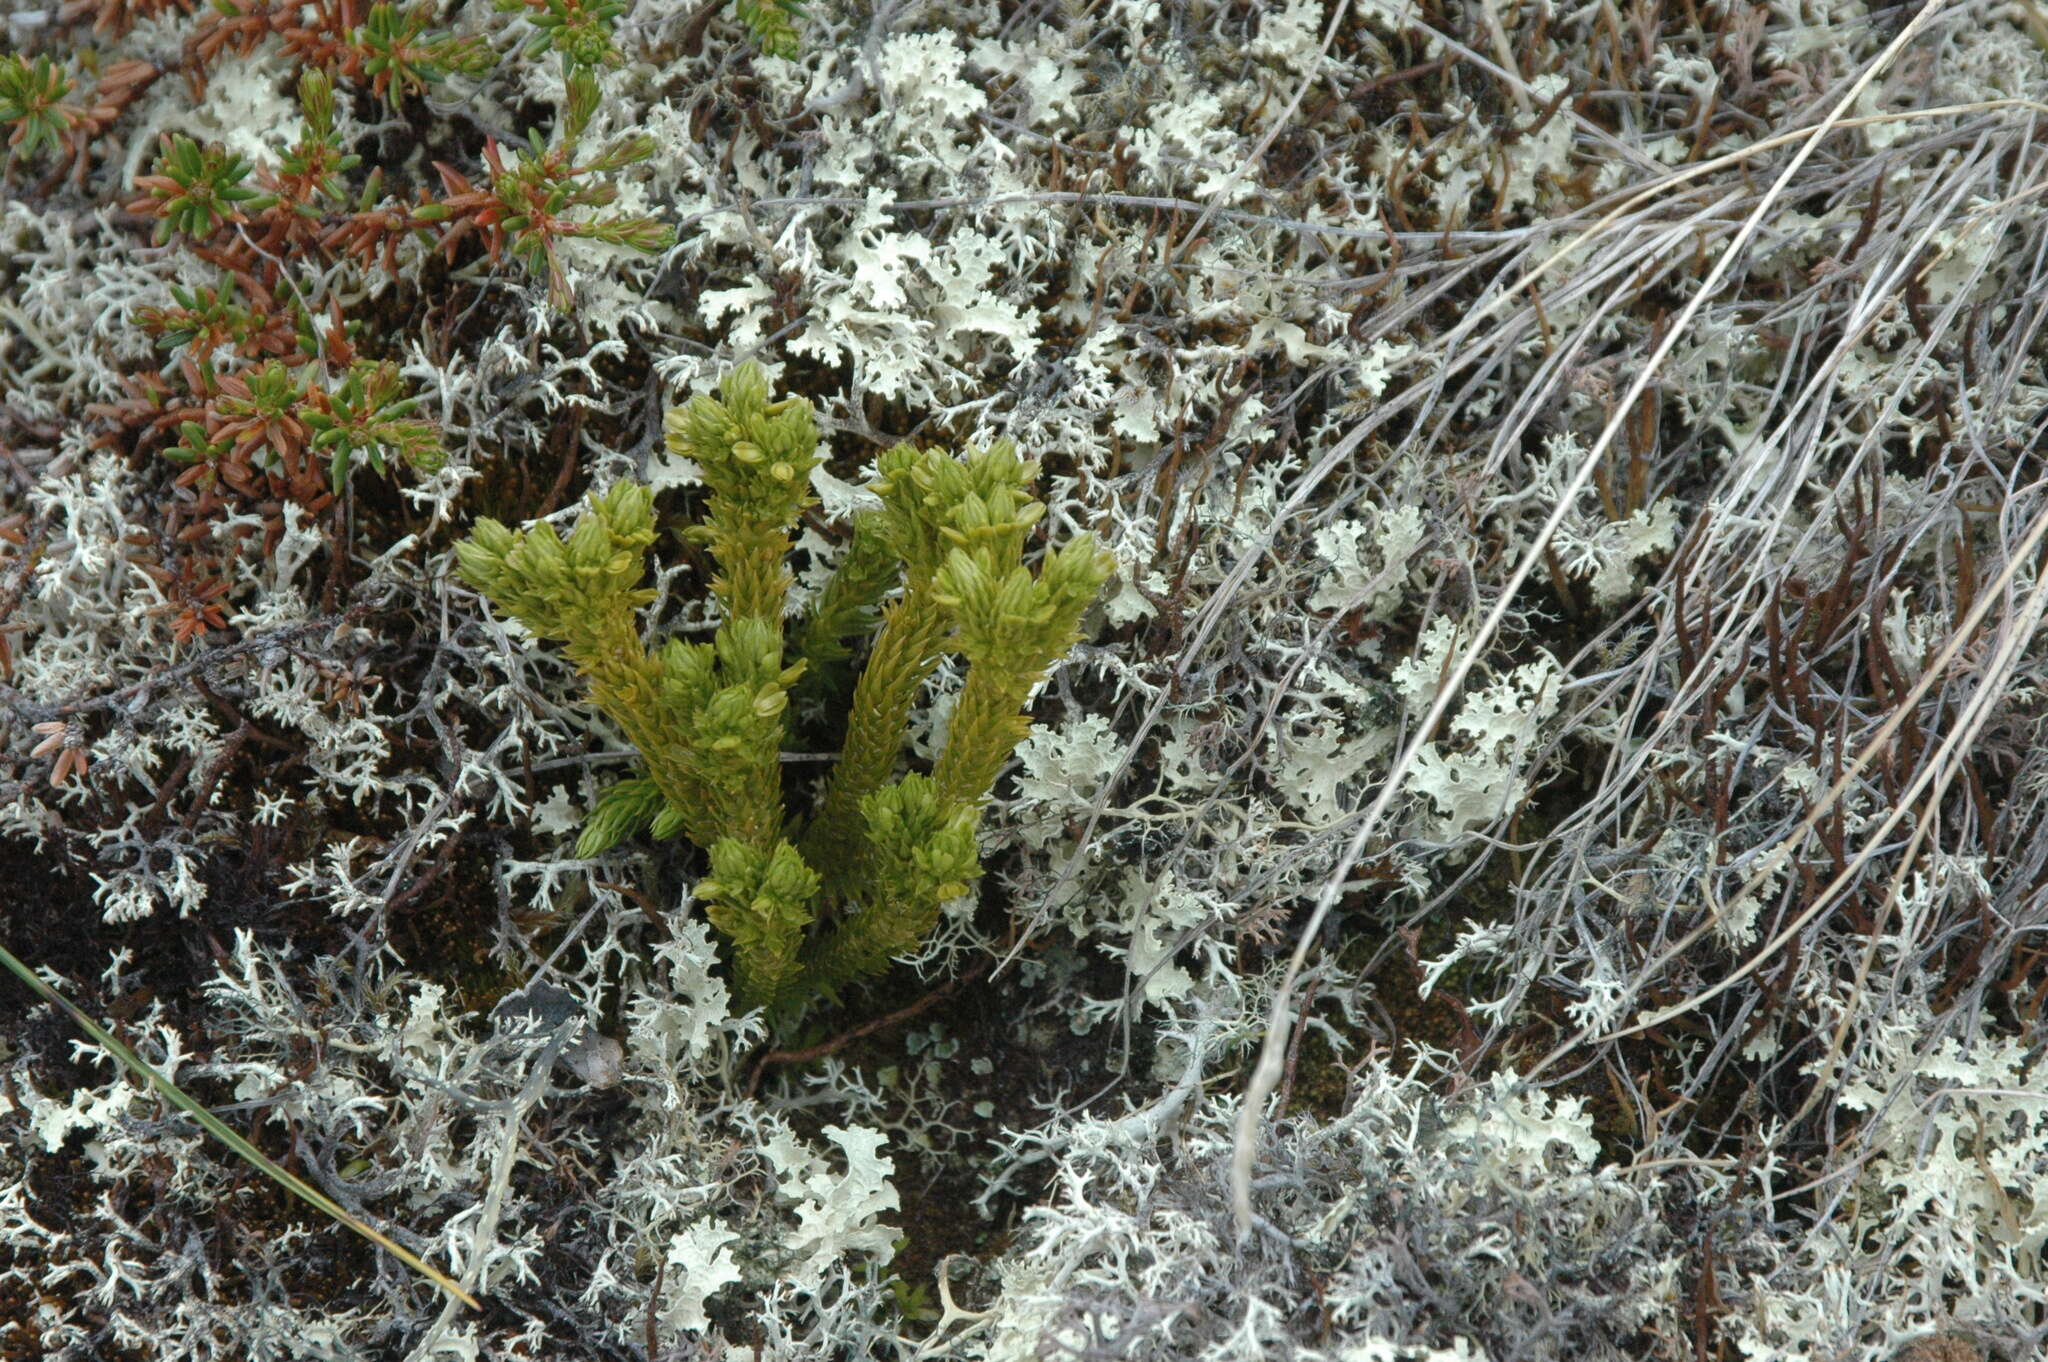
xmin=457 ymin=365 xmax=1113 ymax=1011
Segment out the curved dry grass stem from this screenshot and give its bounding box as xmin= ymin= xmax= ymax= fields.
xmin=1527 ymin=491 xmax=2048 ymax=1076
xmin=0 ymin=939 xmax=481 ymax=1310
xmin=1229 ymin=0 xmax=1958 ymax=1233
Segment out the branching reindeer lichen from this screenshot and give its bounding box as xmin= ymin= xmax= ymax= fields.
xmin=456 ymin=365 xmax=1111 ymax=1011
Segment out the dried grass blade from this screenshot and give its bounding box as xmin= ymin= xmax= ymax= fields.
xmin=0 ymin=939 xmax=481 ymax=1310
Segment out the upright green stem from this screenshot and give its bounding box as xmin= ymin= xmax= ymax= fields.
xmin=799 ymin=590 xmax=951 ymax=897
xmin=789 ymin=512 xmax=899 ymax=715
xmin=709 ymin=521 xmax=799 ymax=635
xmin=581 ymin=644 xmax=716 ymax=846
xmin=931 ymin=661 xmax=1035 ymax=814
xmin=703 ymin=539 xmax=799 ymax=852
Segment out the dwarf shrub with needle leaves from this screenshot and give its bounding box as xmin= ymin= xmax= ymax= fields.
xmin=456 ymin=365 xmax=1112 ymax=1010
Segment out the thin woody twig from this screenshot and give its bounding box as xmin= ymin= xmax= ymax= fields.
xmin=744 ymin=959 xmax=990 ymax=1100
